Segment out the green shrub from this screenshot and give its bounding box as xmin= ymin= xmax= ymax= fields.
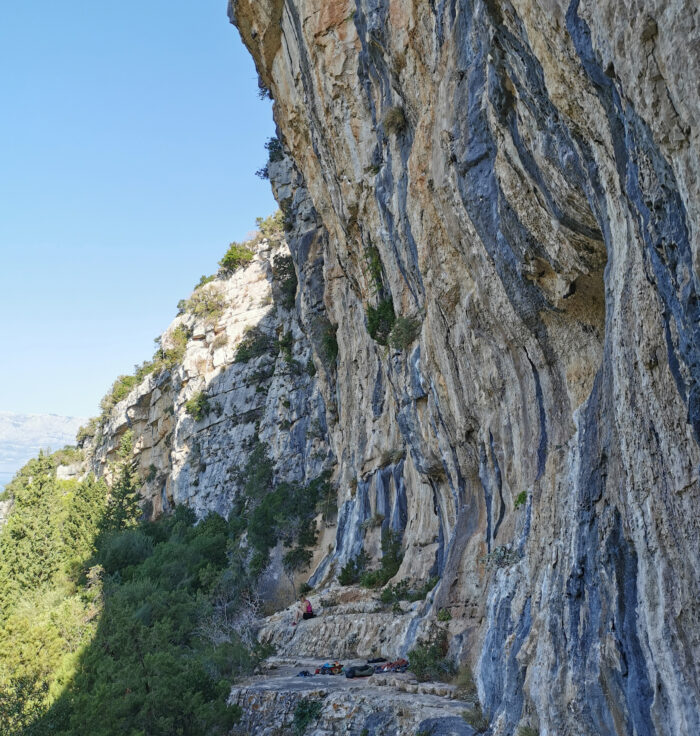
xmin=292 ymin=698 xmax=322 ymax=735
xmin=234 ymin=328 xmax=274 ymax=363
xmin=383 ymin=106 xmax=407 ymax=135
xmin=152 ymin=324 xmax=191 ymax=373
xmin=185 ymin=391 xmax=211 ymax=421
xmin=76 ymin=417 xmax=100 ymax=444
xmin=194 ymin=274 xmax=216 ymax=290
xmin=52 ymin=445 xmax=83 ymax=466
xmin=99 ymin=374 xmax=138 ymax=414
xmin=183 ymin=287 xmax=229 ymax=324
xmin=283 ymin=546 xmax=313 ymax=575
xmin=0 ymin=443 xmax=256 ymax=736
xmin=256 ymin=210 xmax=285 ymax=238
xmin=388 ymin=316 xmax=421 ymax=349
xmin=220 ymin=242 xmax=254 ymax=272
xmin=272 ymin=254 xmax=297 ymax=309
xmin=280 ymin=196 xmax=294 ymax=231
xmin=359 ymin=529 xmax=403 ymax=588
xmin=366 ymin=299 xmax=395 ymax=344
xmin=380 ymin=577 xmax=438 ymax=605
xmin=437 ymin=607 xmax=452 ymax=622
xmin=279 ymin=331 xmax=294 ymax=362
xmin=514 ymin=491 xmax=527 ymax=509
xmin=518 ymin=727 xmax=539 ymax=736
xmin=242 ymin=442 xmax=274 ymax=500
xmin=265 ymin=136 xmax=284 ymax=162
xmin=408 ymin=628 xmax=456 ymax=683
xmin=320 ymin=324 xmax=338 ymax=365
xmin=364 ymin=245 xmax=383 ymax=289
xmin=338 ymin=551 xmax=369 ymax=586
xmin=101 ymin=529 xmax=154 ymax=574
xmin=212 ymin=333 xmax=228 ymax=350
xmin=242 ymin=446 xmax=330 ymax=573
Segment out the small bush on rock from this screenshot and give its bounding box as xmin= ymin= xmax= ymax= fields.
xmin=338 ymin=550 xmax=369 ymax=586
xmin=383 ymin=106 xmax=407 ymax=136
xmin=366 ymin=299 xmax=396 ymax=345
xmin=183 ymin=286 xmax=229 ymax=325
xmin=518 ymin=727 xmax=539 ymax=736
xmin=408 ymin=628 xmax=456 ymax=683
xmin=234 ymin=328 xmax=274 ymax=363
xmin=256 ymin=211 xmax=285 ymax=239
xmin=272 ymin=254 xmax=297 ymax=309
xmin=185 ymin=391 xmax=211 ymax=421
xmin=194 ymin=274 xmax=215 ymax=290
xmin=219 ymin=242 xmax=254 ymax=272
xmin=292 ymin=698 xmax=322 ymax=735
xmin=359 ymin=529 xmax=403 ymax=588
xmin=388 ymin=316 xmax=421 ymax=350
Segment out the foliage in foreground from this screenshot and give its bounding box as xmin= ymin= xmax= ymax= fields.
xmin=0 ymin=449 xmax=260 ymax=736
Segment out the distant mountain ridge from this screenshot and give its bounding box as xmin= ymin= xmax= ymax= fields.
xmin=0 ymin=412 xmax=87 ymax=489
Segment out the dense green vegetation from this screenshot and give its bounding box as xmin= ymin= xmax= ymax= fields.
xmin=8 ymin=208 xmax=318 ymax=731
xmin=0 ymin=436 xmax=276 ymax=735
xmin=232 ymin=443 xmax=334 ymax=581
xmin=234 ymin=327 xmax=275 ymax=364
xmin=388 ymin=315 xmax=421 ymax=350
xmin=364 ymin=245 xmax=383 ymax=291
xmin=337 ymin=550 xmax=370 ymax=586
xmin=338 ymin=529 xmax=404 ymax=589
xmin=366 ymin=298 xmax=396 ymax=345
xmin=292 ymin=699 xmax=322 ymax=735
xmin=383 ymin=106 xmax=407 ymax=136
xmin=379 ymin=576 xmax=439 ymax=605
xmin=272 ymin=253 xmax=297 ymax=310
xmin=358 ymin=528 xmax=403 ymax=588
xmin=219 ymin=242 xmax=254 ymax=273
xmin=407 ymin=628 xmax=456 ymax=683
xmin=256 ymin=210 xmax=285 ymax=239
xmin=180 ymin=286 xmax=229 ymax=324
xmin=185 ymin=390 xmax=211 ymax=421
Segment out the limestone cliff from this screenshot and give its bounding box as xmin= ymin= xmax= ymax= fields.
xmin=226 ymin=1 xmax=700 ymax=734
xmin=80 ymin=235 xmax=335 ymax=599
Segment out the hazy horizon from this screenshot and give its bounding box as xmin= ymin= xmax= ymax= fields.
xmin=0 ymin=411 xmax=88 ymax=491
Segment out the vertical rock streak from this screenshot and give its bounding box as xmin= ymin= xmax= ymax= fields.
xmin=226 ymin=0 xmax=700 ymax=730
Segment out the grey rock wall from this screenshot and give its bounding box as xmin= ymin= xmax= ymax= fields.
xmin=230 ymin=1 xmax=700 ymax=734
xmin=87 ymin=236 xmax=333 ymax=544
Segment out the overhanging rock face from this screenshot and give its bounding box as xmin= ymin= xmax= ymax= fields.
xmin=229 ymin=1 xmax=700 ymax=733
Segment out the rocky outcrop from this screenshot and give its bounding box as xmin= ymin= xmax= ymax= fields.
xmin=86 ymin=238 xmax=332 ymax=519
xmin=228 ymin=1 xmax=700 ymax=734
xmin=77 ymin=237 xmax=336 ymax=609
xmin=229 ymin=672 xmax=478 ymax=736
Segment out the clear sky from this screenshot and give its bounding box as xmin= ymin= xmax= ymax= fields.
xmin=0 ymin=0 xmax=277 ymax=419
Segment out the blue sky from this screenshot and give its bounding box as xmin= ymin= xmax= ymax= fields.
xmin=0 ymin=0 xmax=277 ymax=418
